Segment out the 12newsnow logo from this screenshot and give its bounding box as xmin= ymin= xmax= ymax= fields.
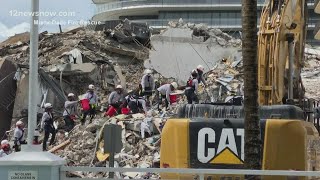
xmin=197 ymin=128 xmax=244 ymax=165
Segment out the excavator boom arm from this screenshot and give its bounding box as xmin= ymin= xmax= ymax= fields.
xmin=258 ymin=0 xmax=307 ymax=105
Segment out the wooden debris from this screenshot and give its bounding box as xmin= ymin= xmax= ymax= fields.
xmin=49 ymin=139 xmax=71 ymax=153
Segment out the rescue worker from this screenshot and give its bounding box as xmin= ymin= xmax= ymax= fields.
xmin=41 ymin=103 xmax=56 ymax=151
xmin=63 ymin=93 xmax=78 ymax=132
xmin=0 ymin=140 xmax=11 ymax=157
xmin=13 ymin=120 xmax=26 ymax=152
xmin=185 ymin=69 xmax=199 ymax=104
xmin=141 ymin=69 xmax=155 ymax=104
xmin=82 ymin=84 xmax=98 ymax=125
xmin=157 ymin=82 xmax=178 ymax=111
xmin=124 ymin=94 xmax=148 ymax=114
xmin=108 ymin=85 xmax=125 ymax=113
xmin=196 ymin=65 xmax=207 ymax=86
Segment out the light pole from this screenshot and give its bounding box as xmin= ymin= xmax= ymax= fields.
xmin=27 ymin=0 xmax=39 ymax=148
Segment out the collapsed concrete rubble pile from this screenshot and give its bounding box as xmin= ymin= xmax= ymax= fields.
xmin=152 ymin=20 xmax=243 ymax=103
xmin=105 ymin=18 xmax=151 ymax=47
xmin=302 ymin=46 xmax=320 ymax=101
xmin=305 ymin=45 xmax=320 ymax=68
xmin=199 ymin=56 xmax=244 ymax=103
xmin=169 ymin=19 xmax=242 ymax=47
xmin=51 ymin=110 xmax=172 ymax=179
xmin=154 ymin=20 xmax=244 ymax=103
xmin=146 ymin=19 xmax=242 ymax=83
xmin=199 ymin=44 xmax=320 ymax=103
xmin=2 ymin=17 xmax=320 ymax=179
xmin=0 ymin=27 xmax=149 ymax=66
xmin=0 ymin=21 xmax=150 ymax=97
xmin=0 ymin=22 xmax=154 ymax=128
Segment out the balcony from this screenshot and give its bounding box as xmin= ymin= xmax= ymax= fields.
xmin=93 ymin=0 xmax=315 ymax=16
xmin=93 ymin=18 xmax=316 ymax=32
xmin=92 ymin=0 xmax=117 ymax=4
xmin=93 ymin=0 xmax=268 ymax=21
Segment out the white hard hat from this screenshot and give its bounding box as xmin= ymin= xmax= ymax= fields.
xmin=144 ymin=69 xmax=152 ymax=75
xmin=116 ymin=85 xmax=123 ymax=89
xmin=67 ymin=93 xmax=75 ymax=97
xmin=191 ymin=69 xmax=197 ymax=74
xmin=197 ymin=65 xmax=204 ymax=71
xmin=1 ymin=140 xmax=9 ymax=145
xmin=16 ymin=120 xmax=23 ymax=126
xmin=170 ymin=82 xmax=178 ymax=89
xmin=44 ymin=103 xmax=53 ymax=109
xmin=88 ymin=84 xmax=94 ymax=90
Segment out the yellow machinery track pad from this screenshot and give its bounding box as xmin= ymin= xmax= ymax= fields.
xmin=210 ymin=148 xmax=244 ymax=164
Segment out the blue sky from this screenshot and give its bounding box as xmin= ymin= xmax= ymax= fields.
xmin=0 ymin=0 xmax=93 ymax=42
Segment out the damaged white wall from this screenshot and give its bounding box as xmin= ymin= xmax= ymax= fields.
xmin=145 ymin=28 xmax=241 ymax=82
xmin=12 ymin=73 xmax=58 ymax=119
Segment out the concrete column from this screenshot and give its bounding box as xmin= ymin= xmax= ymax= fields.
xmin=0 ymin=145 xmax=65 ymax=180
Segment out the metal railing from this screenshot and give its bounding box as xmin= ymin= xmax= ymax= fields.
xmin=93 ymin=0 xmax=315 ymax=14
xmin=94 ymin=0 xmax=267 ymax=14
xmin=60 ymin=166 xmax=320 ymax=180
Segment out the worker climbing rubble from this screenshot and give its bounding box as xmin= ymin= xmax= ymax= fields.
xmin=141 ymin=69 xmax=155 ymax=106
xmin=185 ymin=69 xmax=199 ymax=104
xmin=13 ymin=120 xmax=26 ymax=152
xmin=196 ymin=64 xmax=207 ymax=86
xmin=63 ymin=93 xmax=78 ymax=132
xmin=0 ymin=140 xmax=11 ymax=157
xmin=82 ymin=84 xmax=99 ymax=125
xmin=156 ymin=82 xmax=178 ymax=111
xmin=108 ymin=85 xmax=125 ymax=114
xmin=41 ymin=103 xmax=56 ymax=151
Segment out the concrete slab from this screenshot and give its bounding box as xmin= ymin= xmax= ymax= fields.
xmin=0 ymin=59 xmax=17 ymax=138
xmin=45 ymin=63 xmax=96 ymax=73
xmin=114 ymin=65 xmax=126 ymax=88
xmin=146 ymin=43 xmax=239 ymax=82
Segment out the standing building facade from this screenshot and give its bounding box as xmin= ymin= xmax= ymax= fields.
xmin=92 ymin=0 xmax=319 ymax=45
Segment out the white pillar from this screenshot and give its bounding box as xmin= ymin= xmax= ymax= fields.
xmin=27 ymin=0 xmax=39 ymax=146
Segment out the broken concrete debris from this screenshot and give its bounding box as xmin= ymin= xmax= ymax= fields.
xmin=52 ymin=111 xmax=165 ymax=178
xmin=0 ymin=22 xmax=149 ymax=67
xmin=302 ymin=46 xmax=320 ymax=101
xmin=0 ymin=17 xmax=319 ymax=179
xmin=146 ymin=19 xmax=242 ymax=83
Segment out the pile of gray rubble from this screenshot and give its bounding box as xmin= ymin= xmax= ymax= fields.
xmin=0 ymin=18 xmax=319 ymax=179
xmin=51 ymin=109 xmax=175 ymax=179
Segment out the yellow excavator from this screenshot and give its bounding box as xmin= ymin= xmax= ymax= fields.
xmin=160 ymin=0 xmax=320 ymax=179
